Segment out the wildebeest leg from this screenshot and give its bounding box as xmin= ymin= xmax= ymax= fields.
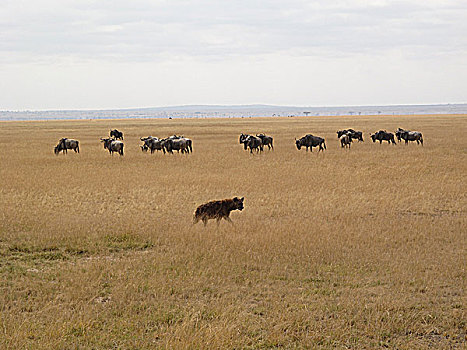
xmin=202 ymin=218 xmax=208 ymax=226
xmin=216 ymin=217 xmax=222 ymax=227
xmin=224 ymin=216 xmax=234 ymax=225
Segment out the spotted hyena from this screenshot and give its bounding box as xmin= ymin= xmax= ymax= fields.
xmin=193 ymin=197 xmax=244 ymax=226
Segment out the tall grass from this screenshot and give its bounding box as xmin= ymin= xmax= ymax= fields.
xmin=0 ymin=115 xmax=465 ymax=349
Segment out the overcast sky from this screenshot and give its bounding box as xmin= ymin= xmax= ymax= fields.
xmin=1 ymin=0 xmax=466 ymax=110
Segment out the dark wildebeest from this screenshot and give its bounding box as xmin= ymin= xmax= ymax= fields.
xmin=243 ymin=135 xmax=263 ymax=153
xmin=193 ymin=197 xmax=244 ymax=226
xmin=337 ymin=129 xmax=364 ymax=142
xmin=256 ymin=133 xmax=274 ymax=150
xmin=295 ymin=134 xmax=326 ymax=152
xmin=340 ymin=134 xmax=352 ymax=148
xmin=400 ymin=130 xmax=423 ymax=146
xmin=110 ymin=129 xmax=123 ymax=140
xmin=141 ymin=136 xmax=166 ymax=154
xmin=163 ymin=137 xmax=192 ymax=154
xmin=54 ymin=138 xmax=80 ymax=155
xmin=395 ymin=128 xmax=408 ymax=142
xmin=370 ymin=130 xmax=396 ymax=145
xmin=100 ymin=137 xmax=124 ymax=156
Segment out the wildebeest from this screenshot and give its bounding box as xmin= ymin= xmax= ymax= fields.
xmin=164 ymin=137 xmax=192 ymax=154
xmin=395 ymin=128 xmax=408 ymax=142
xmin=110 ymin=129 xmax=123 ymax=140
xmin=370 ymin=130 xmax=396 ymax=145
xmin=339 ymin=134 xmax=352 ymax=148
xmin=243 ymin=135 xmax=263 ymax=153
xmin=295 ymin=134 xmax=326 ymax=152
xmin=100 ymin=137 xmax=124 ymax=155
xmin=256 ymin=133 xmax=274 ymax=150
xmin=54 ymin=138 xmax=80 ymax=155
xmin=141 ymin=136 xmax=165 ymax=154
xmin=337 ymin=129 xmax=364 ymax=142
xmin=399 ymin=130 xmax=423 ymax=146
xmin=193 ymin=197 xmax=244 ymax=226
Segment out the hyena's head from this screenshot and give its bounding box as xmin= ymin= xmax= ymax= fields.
xmin=232 ymin=197 xmax=244 ymax=211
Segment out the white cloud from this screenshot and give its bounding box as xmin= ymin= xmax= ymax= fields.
xmin=0 ymin=0 xmax=466 ymax=109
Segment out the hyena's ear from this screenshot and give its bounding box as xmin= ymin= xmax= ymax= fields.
xmin=240 ymin=197 xmax=244 ymax=202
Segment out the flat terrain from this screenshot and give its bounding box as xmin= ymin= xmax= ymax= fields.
xmin=0 ymin=115 xmax=465 ymax=349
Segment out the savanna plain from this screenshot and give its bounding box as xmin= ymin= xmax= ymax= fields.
xmin=0 ymin=115 xmax=465 ymax=349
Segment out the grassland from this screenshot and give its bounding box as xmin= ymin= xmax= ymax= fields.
xmin=0 ymin=115 xmax=465 ymax=349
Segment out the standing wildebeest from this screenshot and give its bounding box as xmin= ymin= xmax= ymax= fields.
xmin=193 ymin=197 xmax=244 ymax=226
xmin=339 ymin=134 xmax=352 ymax=148
xmin=163 ymin=137 xmax=192 ymax=154
xmin=395 ymin=128 xmax=408 ymax=142
xmin=54 ymin=138 xmax=80 ymax=154
xmin=243 ymin=135 xmax=263 ymax=153
xmin=141 ymin=136 xmax=166 ymax=154
xmin=110 ymin=129 xmax=123 ymax=140
xmin=399 ymin=130 xmax=423 ymax=146
xmin=256 ymin=133 xmax=274 ymax=150
xmin=337 ymin=129 xmax=364 ymax=142
xmin=370 ymin=130 xmax=396 ymax=145
xmin=295 ymin=134 xmax=326 ymax=152
xmin=100 ymin=137 xmax=124 ymax=156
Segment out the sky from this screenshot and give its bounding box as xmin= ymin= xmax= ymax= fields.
xmin=0 ymin=0 xmax=466 ymax=110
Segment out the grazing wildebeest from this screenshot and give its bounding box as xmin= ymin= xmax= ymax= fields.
xmin=193 ymin=197 xmax=244 ymax=226
xmin=110 ymin=129 xmax=123 ymax=140
xmin=243 ymin=135 xmax=263 ymax=153
xmin=100 ymin=137 xmax=124 ymax=155
xmin=337 ymin=129 xmax=364 ymax=142
xmin=400 ymin=130 xmax=423 ymax=146
xmin=340 ymin=134 xmax=352 ymax=148
xmin=295 ymin=134 xmax=326 ymax=152
xmin=54 ymin=138 xmax=80 ymax=155
xmin=370 ymin=130 xmax=396 ymax=145
xmin=141 ymin=136 xmax=166 ymax=154
xmin=256 ymin=133 xmax=274 ymax=150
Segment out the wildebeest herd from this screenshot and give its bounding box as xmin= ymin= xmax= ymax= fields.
xmin=53 ymin=126 xmax=423 ymax=226
xmin=54 ymin=127 xmax=424 ymax=156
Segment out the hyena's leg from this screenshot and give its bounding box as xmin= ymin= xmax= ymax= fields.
xmin=224 ymin=216 xmax=234 ymax=225
xmin=202 ymin=218 xmax=208 ymax=226
xmin=216 ymin=217 xmax=222 ymax=227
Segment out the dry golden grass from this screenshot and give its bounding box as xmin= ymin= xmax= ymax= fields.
xmin=0 ymin=115 xmax=466 ymax=349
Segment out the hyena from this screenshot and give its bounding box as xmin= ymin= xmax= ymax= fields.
xmin=193 ymin=197 xmax=244 ymax=226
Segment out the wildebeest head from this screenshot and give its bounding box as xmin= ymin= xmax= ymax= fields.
xmin=370 ymin=133 xmax=376 ymax=142
xmin=295 ymin=138 xmax=302 ymax=150
xmin=239 ymin=133 xmax=249 ymax=144
xmin=54 ymin=139 xmax=65 ymax=154
xmin=232 ymin=197 xmax=244 ymax=211
xmin=100 ymin=137 xmax=113 ymax=149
